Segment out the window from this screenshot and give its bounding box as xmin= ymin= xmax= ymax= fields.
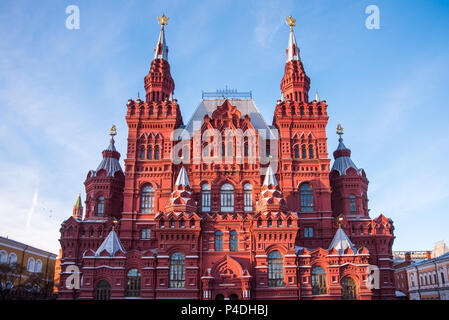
xmin=202 ymin=184 xmax=211 ymax=212
xmin=244 ymin=183 xmax=253 ymax=212
xmin=277 ymin=219 xmax=282 ymax=227
xmin=140 ymin=148 xmax=145 ymax=159
xmin=215 ymin=231 xmax=223 ymax=251
xmin=349 ymin=194 xmax=357 ymax=214
xmin=309 ymin=145 xmax=314 ymax=159
xmin=341 ymin=277 xmax=357 ymax=300
xmin=220 ymin=183 xmax=234 ymax=212
xmin=0 ymin=250 xmax=7 ymax=264
xmin=27 ymin=258 xmax=35 ymax=273
xmin=147 ymin=145 xmax=152 ymax=159
xmin=169 ymin=252 xmax=185 ymax=288
xmin=300 ymin=184 xmax=313 ymax=212
xmin=268 ymin=251 xmax=284 ymax=287
xmin=304 ymin=227 xmax=314 ymax=238
xmin=230 ymin=230 xmax=238 ymax=252
xmin=8 ymin=253 xmax=17 ymax=268
xmin=97 ymin=196 xmax=105 ymax=216
xmin=126 ymin=269 xmax=141 ymax=297
xmin=294 ymin=145 xmax=300 ymax=159
xmin=154 ymin=146 xmax=160 ymax=160
xmin=267 ymin=219 xmax=272 ymax=227
xmin=95 ymin=280 xmax=111 ymax=300
xmin=244 ymin=143 xmax=249 ymax=157
xmin=180 ymin=219 xmax=185 ymax=228
xmin=301 ymin=145 xmax=307 ymax=159
xmin=311 ymin=267 xmax=327 ymax=295
xmin=141 ymin=228 xmax=151 ymax=239
xmin=35 ymin=259 xmax=42 ymax=273
xmin=300 ymin=106 xmax=304 ymax=116
xmin=141 ymin=185 xmax=154 ymax=213
xmin=170 ymin=219 xmax=175 ymax=228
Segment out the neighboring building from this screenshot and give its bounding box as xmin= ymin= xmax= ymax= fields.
xmin=54 ymin=248 xmax=62 ymax=293
xmin=394 ymin=242 xmax=449 ymax=300
xmin=406 ymin=252 xmax=449 ymax=300
xmin=58 ymin=15 xmax=395 ymax=300
xmin=0 ymin=236 xmax=57 ymax=298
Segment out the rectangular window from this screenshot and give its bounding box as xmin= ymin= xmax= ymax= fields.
xmin=244 ymin=191 xmax=252 ymax=212
xmin=141 ymin=228 xmax=151 ymax=239
xmin=202 ymin=191 xmax=210 ymax=212
xmin=304 ymin=227 xmax=314 ymax=238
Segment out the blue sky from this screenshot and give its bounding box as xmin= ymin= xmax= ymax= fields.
xmin=0 ymin=0 xmax=448 ymax=254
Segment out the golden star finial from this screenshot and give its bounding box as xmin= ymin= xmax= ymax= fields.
xmin=158 ymin=13 xmax=169 ymax=29
xmin=285 ymin=15 xmax=296 ymax=31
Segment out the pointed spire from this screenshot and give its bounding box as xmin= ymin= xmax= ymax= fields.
xmin=331 ymin=124 xmax=361 ymax=176
xmin=315 ymin=91 xmax=319 ymax=101
xmin=94 ymin=125 xmax=123 ymax=177
xmin=285 ymin=16 xmax=300 ymax=62
xmin=175 ymin=166 xmax=190 ymax=187
xmin=95 ymin=229 xmax=126 ymax=257
xmin=263 ymin=166 xmax=278 ymax=187
xmin=153 ymin=13 xmax=169 ymax=61
xmin=328 ymin=226 xmax=356 ymax=255
xmin=73 ymin=194 xmax=83 ymax=220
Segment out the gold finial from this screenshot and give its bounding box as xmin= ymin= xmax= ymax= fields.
xmin=338 ymin=216 xmax=344 ymax=228
xmin=110 ymin=125 xmax=117 ymax=137
xmin=157 ymin=13 xmax=169 ymax=29
xmin=336 ymin=124 xmax=344 ymax=137
xmin=112 ymin=219 xmax=118 ymax=231
xmin=285 ymin=15 xmax=296 ymax=31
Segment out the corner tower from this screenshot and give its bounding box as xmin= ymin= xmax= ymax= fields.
xmin=121 ymin=14 xmax=184 ymax=250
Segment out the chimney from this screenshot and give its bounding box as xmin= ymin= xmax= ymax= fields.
xmin=426 ymin=251 xmax=431 ymax=260
xmin=404 ymin=252 xmax=411 ymax=261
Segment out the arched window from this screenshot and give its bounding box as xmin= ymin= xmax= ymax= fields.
xmin=301 ymin=145 xmax=307 ymax=159
xmin=170 ymin=219 xmax=175 ymax=228
xmin=341 ymin=277 xmax=357 ymax=300
xmin=27 ymin=258 xmax=35 ymax=273
xmin=141 ymin=185 xmax=154 ymax=213
xmin=215 ymin=231 xmax=223 ymax=251
xmin=244 ymin=142 xmax=249 ymax=157
xmin=267 ymin=218 xmax=272 ymax=227
xmin=243 ymin=183 xmax=253 ymax=212
xmin=349 ymin=194 xmax=357 ymax=214
xmin=180 ymin=219 xmax=185 ymax=228
xmin=309 ymin=145 xmax=314 ymax=159
xmin=230 ymin=230 xmax=238 ymax=252
xmin=35 ymin=259 xmax=42 ymax=273
xmin=202 ymin=183 xmax=211 ymax=212
xmin=220 ymin=183 xmax=234 ymax=212
xmin=95 ymin=280 xmax=111 ymax=300
xmin=147 ymin=145 xmax=152 ymax=160
xmin=294 ymin=145 xmax=300 ymax=159
xmin=268 ymin=251 xmax=284 ymax=287
xmin=97 ymin=196 xmax=104 ymax=216
xmin=277 ymin=219 xmax=282 ymax=227
xmin=0 ymin=250 xmax=7 ymax=264
xmin=309 ymin=106 xmax=313 ymax=115
xmin=154 ymin=146 xmax=160 ymax=160
xmin=126 ymin=268 xmax=141 ymax=297
xmin=8 ymin=253 xmax=17 ymax=268
xmin=300 ymin=106 xmax=304 ymax=116
xmin=140 ymin=148 xmax=145 ymax=160
xmin=169 ymin=252 xmax=185 ymax=288
xmin=318 ymin=106 xmax=322 ymax=116
xmin=311 ymin=267 xmax=327 ymax=295
xmin=300 ymin=184 xmax=314 ymax=212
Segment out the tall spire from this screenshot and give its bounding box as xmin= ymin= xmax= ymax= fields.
xmin=73 ymin=194 xmax=83 ymax=220
xmin=280 ymin=15 xmax=310 ymax=103
xmin=285 ymin=16 xmax=300 ymax=62
xmin=153 ymin=13 xmax=169 ymax=61
xmin=144 ymin=13 xmax=175 ymax=103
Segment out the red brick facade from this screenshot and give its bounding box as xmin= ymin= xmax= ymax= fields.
xmin=58 ymin=18 xmax=395 ymax=300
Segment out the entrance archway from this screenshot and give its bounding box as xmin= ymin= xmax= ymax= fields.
xmin=95 ymin=280 xmax=111 ymax=300
xmin=229 ymin=293 xmax=239 ymax=300
xmin=341 ymin=277 xmax=357 ymax=300
xmin=215 ymin=294 xmax=224 ymax=300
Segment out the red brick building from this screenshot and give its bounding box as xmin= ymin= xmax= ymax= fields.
xmin=58 ymin=16 xmax=395 ymax=300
